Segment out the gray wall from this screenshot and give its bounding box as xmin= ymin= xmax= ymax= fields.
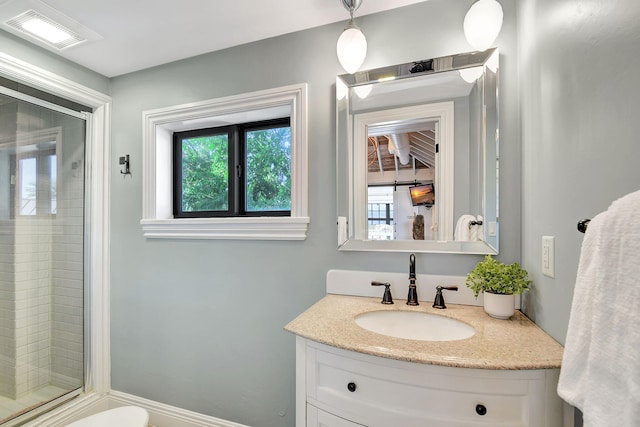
xmin=517 ymin=0 xmax=640 ymax=344
xmin=108 ymin=1 xmax=519 ymax=426
xmin=15 ymin=0 xmax=637 ymax=425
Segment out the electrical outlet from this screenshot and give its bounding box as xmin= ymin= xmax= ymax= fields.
xmin=488 ymin=221 xmax=497 ymax=237
xmin=542 ymin=236 xmax=555 ymax=278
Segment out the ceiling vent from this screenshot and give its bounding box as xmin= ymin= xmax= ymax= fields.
xmin=5 ymin=9 xmax=89 ymax=50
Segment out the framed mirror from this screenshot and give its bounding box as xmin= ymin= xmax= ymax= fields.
xmin=336 ymin=49 xmax=499 ymax=254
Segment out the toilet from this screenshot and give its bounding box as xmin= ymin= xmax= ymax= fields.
xmin=65 ymin=406 xmax=149 ymax=427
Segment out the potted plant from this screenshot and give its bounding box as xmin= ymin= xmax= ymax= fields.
xmin=466 ymin=255 xmax=531 ymax=319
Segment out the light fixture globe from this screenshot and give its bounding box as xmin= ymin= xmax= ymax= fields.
xmin=459 ymin=66 xmax=484 ymax=83
xmin=337 ymin=22 xmax=367 ymax=74
xmin=463 ymin=0 xmax=503 ymax=52
xmin=354 ymin=84 xmax=372 ymax=99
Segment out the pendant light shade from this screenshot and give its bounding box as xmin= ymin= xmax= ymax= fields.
xmin=459 ymin=66 xmax=484 ymax=83
xmin=337 ymin=22 xmax=367 ymax=74
xmin=337 ymin=0 xmax=367 ymax=74
xmin=354 ymin=84 xmax=372 ymax=99
xmin=463 ymin=0 xmax=503 ymax=52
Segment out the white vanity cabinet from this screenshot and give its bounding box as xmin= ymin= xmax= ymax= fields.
xmin=306 ymin=405 xmax=364 ymax=427
xmin=296 ymin=337 xmax=563 ymax=427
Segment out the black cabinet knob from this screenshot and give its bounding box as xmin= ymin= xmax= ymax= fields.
xmin=475 ymin=404 xmax=487 ymax=416
xmin=347 ymin=382 xmax=357 ymax=392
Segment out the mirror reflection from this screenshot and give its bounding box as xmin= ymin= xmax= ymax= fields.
xmin=336 ymin=49 xmax=499 ymax=254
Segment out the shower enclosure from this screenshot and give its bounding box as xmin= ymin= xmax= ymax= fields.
xmin=0 ymin=89 xmax=87 ymax=424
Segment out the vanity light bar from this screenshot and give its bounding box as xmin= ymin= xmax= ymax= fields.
xmin=340 ymin=48 xmax=497 ymax=87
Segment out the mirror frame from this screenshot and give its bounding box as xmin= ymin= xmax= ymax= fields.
xmin=336 ymin=49 xmax=499 ymax=254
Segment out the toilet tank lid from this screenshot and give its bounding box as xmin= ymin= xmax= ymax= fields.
xmin=65 ymin=406 xmax=149 ymax=427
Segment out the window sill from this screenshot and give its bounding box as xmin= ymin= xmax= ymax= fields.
xmin=140 ymin=216 xmax=310 ymax=240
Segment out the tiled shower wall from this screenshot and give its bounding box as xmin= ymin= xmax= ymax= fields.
xmin=0 ymin=103 xmax=16 ymax=398
xmin=14 ymin=219 xmax=53 ymax=397
xmin=50 ymin=155 xmax=84 ymax=390
xmin=0 ymin=104 xmax=84 ymax=399
xmin=0 ymin=228 xmax=15 ymax=398
xmin=0 ymin=218 xmax=54 ymax=399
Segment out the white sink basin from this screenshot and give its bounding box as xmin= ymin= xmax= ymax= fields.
xmin=355 ymin=310 xmax=476 ymax=341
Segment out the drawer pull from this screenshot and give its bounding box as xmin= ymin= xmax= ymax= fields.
xmin=475 ymin=404 xmax=487 ymax=416
xmin=347 ymin=382 xmax=357 ymax=392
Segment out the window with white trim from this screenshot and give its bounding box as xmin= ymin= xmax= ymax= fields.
xmin=141 ymin=83 xmax=309 ymax=240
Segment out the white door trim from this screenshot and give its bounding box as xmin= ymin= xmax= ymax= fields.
xmin=352 ymin=101 xmax=454 ymax=241
xmin=0 ymin=52 xmax=112 ymax=397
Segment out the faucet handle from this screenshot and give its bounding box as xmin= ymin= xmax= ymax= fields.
xmin=432 ymin=285 xmax=458 ymax=309
xmin=371 ymin=281 xmax=394 ymax=304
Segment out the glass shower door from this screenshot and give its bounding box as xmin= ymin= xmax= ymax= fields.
xmin=0 ymin=90 xmax=86 ymax=424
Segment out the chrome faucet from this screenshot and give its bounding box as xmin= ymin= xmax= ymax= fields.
xmin=407 ymin=253 xmax=419 ymax=305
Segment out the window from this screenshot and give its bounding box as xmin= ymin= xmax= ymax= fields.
xmin=367 ymin=185 xmax=394 ymax=240
xmin=2 ymin=127 xmax=62 ymax=219
xmin=368 ymin=203 xmax=393 ymax=225
xmin=173 ymin=118 xmax=291 ymax=218
xmin=10 ymin=148 xmax=57 ymax=217
xmin=141 ymin=83 xmax=309 ymax=240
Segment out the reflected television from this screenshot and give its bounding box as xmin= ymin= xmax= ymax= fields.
xmin=409 ymin=183 xmax=435 ymax=207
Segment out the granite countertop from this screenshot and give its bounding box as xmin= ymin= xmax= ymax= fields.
xmin=284 ymin=294 xmax=564 ymax=370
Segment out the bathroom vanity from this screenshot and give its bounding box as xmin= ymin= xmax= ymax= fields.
xmin=319 ymin=45 xmax=567 ymax=425
xmin=285 ymin=271 xmax=566 ymax=427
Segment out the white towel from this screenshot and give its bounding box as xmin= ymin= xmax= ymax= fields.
xmin=469 ymin=215 xmax=484 ymax=241
xmin=557 ymin=190 xmax=640 ymax=426
xmin=454 ymin=214 xmax=475 ymax=241
xmin=337 ymin=216 xmax=348 ymax=246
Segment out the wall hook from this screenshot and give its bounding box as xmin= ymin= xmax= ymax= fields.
xmin=119 ymin=154 xmax=131 ymax=175
xmin=577 ymin=219 xmax=591 ymax=233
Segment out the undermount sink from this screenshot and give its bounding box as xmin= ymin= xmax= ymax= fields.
xmin=355 ymin=310 xmax=476 ymax=342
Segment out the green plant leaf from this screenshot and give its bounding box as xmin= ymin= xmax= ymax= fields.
xmin=465 ymin=255 xmax=531 ymax=298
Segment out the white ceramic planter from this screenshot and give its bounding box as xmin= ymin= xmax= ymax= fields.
xmin=483 ymin=292 xmax=515 ymax=319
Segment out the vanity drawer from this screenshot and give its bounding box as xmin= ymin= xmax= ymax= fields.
xmin=306 ymin=343 xmax=547 ymax=427
xmin=306 ymin=403 xmax=365 ymax=427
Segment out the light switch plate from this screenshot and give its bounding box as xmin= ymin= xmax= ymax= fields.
xmin=542 ymin=236 xmax=555 ymax=278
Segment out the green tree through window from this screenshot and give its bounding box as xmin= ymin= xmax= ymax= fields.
xmin=181 ymin=133 xmax=229 ymax=212
xmin=246 ymin=126 xmax=291 ymax=212
xmin=174 ymin=118 xmax=291 ymax=217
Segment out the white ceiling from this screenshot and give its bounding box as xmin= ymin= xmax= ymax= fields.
xmin=0 ymin=0 xmax=429 ymax=77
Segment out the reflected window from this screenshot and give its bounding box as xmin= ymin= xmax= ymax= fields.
xmin=48 ymin=154 xmax=57 ymax=214
xmin=18 ymin=157 xmax=36 ymax=215
xmin=10 ymin=146 xmax=56 ymax=217
xmin=368 ymin=185 xmax=394 ymax=240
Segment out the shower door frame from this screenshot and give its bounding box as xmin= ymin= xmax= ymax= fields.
xmin=0 ymin=52 xmax=112 ymax=423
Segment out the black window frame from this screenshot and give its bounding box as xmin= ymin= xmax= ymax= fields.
xmin=368 ymin=202 xmax=393 ymax=226
xmin=173 ymin=117 xmax=292 ymax=218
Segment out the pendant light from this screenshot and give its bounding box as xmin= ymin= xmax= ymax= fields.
xmin=337 ymin=0 xmax=367 ymax=74
xmin=463 ymin=0 xmax=503 ymax=52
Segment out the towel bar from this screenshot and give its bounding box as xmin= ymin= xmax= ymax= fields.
xmin=577 ymin=219 xmax=591 ymax=233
